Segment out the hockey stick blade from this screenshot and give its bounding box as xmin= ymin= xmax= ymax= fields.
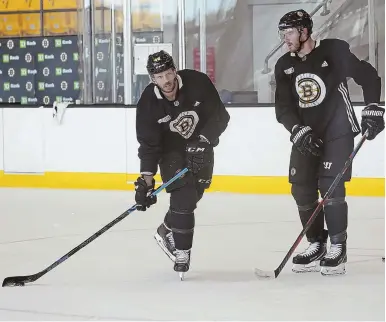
xmin=254 ymin=268 xmax=276 ymax=280
xmin=3 ymin=274 xmax=39 ymax=287
xmin=2 ymin=168 xmax=189 ymax=287
xmin=254 ymin=131 xmax=369 ymax=280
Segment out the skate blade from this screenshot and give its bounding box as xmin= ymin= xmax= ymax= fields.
xmin=154 ymin=234 xmax=176 ymax=262
xmin=321 ymin=263 xmax=346 ymax=276
xmin=292 ymin=261 xmax=321 ymax=273
xmin=179 ymin=272 xmax=185 ymax=281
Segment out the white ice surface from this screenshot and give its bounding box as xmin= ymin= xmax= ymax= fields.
xmin=0 ymin=188 xmax=384 ymax=321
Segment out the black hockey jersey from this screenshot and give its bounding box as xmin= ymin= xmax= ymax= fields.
xmin=136 ymin=69 xmax=230 ymax=175
xmin=274 ymin=38 xmax=381 ymax=139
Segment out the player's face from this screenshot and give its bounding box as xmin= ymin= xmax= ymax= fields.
xmin=152 ymin=69 xmax=177 ymax=93
xmin=279 ymin=27 xmax=301 ymax=52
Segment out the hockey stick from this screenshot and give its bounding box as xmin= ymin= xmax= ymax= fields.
xmin=2 ymin=168 xmax=189 ymax=287
xmin=255 ymin=131 xmax=369 ymax=279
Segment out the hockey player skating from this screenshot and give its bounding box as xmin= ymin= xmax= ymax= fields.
xmin=274 ymin=10 xmax=384 ymax=275
xmin=134 ymin=50 xmax=230 ymax=279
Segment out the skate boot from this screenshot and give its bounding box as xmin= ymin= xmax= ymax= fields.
xmin=154 ymin=223 xmax=176 ymax=262
xmin=320 ymin=242 xmax=347 ymax=276
xmin=292 ymin=231 xmax=328 ymax=273
xmin=174 ymin=249 xmax=191 ymax=280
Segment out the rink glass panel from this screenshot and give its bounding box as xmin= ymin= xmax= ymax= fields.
xmin=0 ymin=0 xmax=384 ymax=105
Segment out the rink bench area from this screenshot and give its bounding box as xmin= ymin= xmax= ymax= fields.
xmin=0 ymin=105 xmax=384 ymax=196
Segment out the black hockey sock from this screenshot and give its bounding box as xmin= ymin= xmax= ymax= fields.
xmin=163 ymin=211 xmax=172 ymax=229
xmin=298 ymin=201 xmax=326 ymax=242
xmin=291 ymin=183 xmax=325 ymax=242
xmin=169 ymin=210 xmax=195 ymax=250
xmin=324 ymin=197 xmax=348 ymax=240
xmin=319 ymin=179 xmax=348 ymax=242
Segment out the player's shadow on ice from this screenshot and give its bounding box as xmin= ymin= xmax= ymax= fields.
xmin=181 ymin=270 xmax=264 ymax=283
xmin=177 ymin=257 xmax=384 ymax=283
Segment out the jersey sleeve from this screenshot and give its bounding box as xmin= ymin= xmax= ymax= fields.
xmin=136 ymin=95 xmax=163 ymax=175
xmin=198 ymin=74 xmax=230 ymax=145
xmin=336 ymin=40 xmax=381 ymax=105
xmin=274 ymin=59 xmax=301 ymax=133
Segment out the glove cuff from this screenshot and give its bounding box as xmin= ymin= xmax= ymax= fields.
xmin=291 ymin=124 xmax=299 ymax=133
xmin=291 ymin=125 xmax=312 ymax=142
xmin=198 ymin=134 xmax=211 ymax=144
xmin=140 ymin=171 xmax=154 ymax=176
xmin=362 ymin=105 xmax=385 ymax=118
xmin=140 ymin=174 xmax=155 ymax=187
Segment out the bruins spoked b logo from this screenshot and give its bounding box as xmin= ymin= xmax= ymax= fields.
xmin=169 ymin=111 xmax=199 ymax=139
xmin=295 ymin=73 xmax=326 ymax=108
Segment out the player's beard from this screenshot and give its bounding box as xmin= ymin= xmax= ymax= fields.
xmin=161 ymin=78 xmax=177 ymax=94
xmin=286 ymin=40 xmax=301 ymax=53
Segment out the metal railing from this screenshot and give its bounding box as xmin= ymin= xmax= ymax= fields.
xmin=312 ymin=0 xmax=357 ymax=39
xmin=312 ymin=0 xmax=377 ymax=68
xmin=262 ymin=0 xmax=332 ymax=74
xmin=268 ymin=0 xmax=370 ymax=93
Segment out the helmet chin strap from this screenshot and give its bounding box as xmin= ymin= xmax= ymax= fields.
xmin=295 ymin=28 xmax=310 ymax=54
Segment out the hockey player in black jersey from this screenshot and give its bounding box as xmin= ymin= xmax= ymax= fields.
xmin=134 ymin=50 xmax=230 ymax=278
xmin=274 ymin=10 xmax=384 ymax=276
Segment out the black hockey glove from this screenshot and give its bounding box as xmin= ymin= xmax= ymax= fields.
xmin=290 ymin=125 xmax=323 ymax=157
xmin=134 ymin=176 xmax=157 ymax=211
xmin=361 ymin=104 xmax=385 ymax=140
xmin=186 ymin=137 xmax=213 ymax=174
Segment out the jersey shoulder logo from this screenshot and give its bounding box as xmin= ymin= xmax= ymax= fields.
xmin=295 ymin=73 xmax=326 ymax=108
xmin=169 ymin=110 xmax=199 ymax=139
xmin=157 ymin=115 xmax=171 ymax=124
xmin=284 ymin=67 xmax=294 ymax=75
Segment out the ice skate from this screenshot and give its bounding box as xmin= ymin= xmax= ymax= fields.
xmin=320 ymin=243 xmax=347 ymax=276
xmin=154 ymin=223 xmax=176 ymax=262
xmin=174 ymin=249 xmax=191 ymax=280
xmin=292 ymin=240 xmax=327 ymax=273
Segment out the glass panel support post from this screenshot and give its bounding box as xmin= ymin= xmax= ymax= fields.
xmin=123 ymin=0 xmax=133 ymax=105
xmin=111 ymin=0 xmax=117 ymax=103
xmin=368 ymin=0 xmax=377 ymax=69
xmin=199 ymin=0 xmax=206 ymax=73
xmin=178 ymin=0 xmax=186 ymax=70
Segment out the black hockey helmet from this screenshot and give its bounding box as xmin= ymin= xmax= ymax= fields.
xmin=278 ymin=9 xmax=313 ymax=34
xmin=146 ymin=50 xmax=176 ymax=75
